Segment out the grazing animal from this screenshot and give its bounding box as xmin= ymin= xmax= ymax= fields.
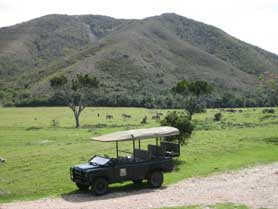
xmin=106 ymin=115 xmax=113 ymax=120
xmin=152 ymin=115 xmax=160 ymax=120
xmin=140 ymin=116 xmax=148 ymax=125
xmin=0 ymin=158 xmax=5 ymax=163
xmin=157 ymin=112 xmax=163 ymax=116
xmin=225 ymin=109 xmax=236 ymax=113
xmin=122 ymin=113 xmax=131 ymax=119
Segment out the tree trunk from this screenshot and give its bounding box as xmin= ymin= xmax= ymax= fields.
xmin=69 ymin=99 xmax=85 ymax=128
xmin=189 ymin=113 xmax=192 ymax=120
xmin=74 ymin=113 xmax=80 ymax=128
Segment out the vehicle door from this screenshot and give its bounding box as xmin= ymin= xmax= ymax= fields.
xmin=113 ymin=159 xmax=133 ymax=182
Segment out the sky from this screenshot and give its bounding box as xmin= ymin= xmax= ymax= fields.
xmin=0 ymin=0 xmax=278 ymax=54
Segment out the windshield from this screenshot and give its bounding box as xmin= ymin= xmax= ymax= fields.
xmin=90 ymin=156 xmax=111 ymax=166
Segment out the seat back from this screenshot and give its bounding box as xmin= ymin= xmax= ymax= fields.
xmin=134 ymin=149 xmax=149 ymax=160
xmin=160 ymin=141 xmax=180 ymax=157
xmin=148 ymin=144 xmax=165 ymax=158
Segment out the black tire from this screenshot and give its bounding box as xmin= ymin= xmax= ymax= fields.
xmin=92 ymin=178 xmax=108 ymax=195
xmin=148 ymin=170 xmax=163 ymax=188
xmin=76 ymin=183 xmax=89 ymax=191
xmin=132 ymin=179 xmax=143 ymax=184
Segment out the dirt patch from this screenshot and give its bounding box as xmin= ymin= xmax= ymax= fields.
xmin=1 ymin=163 xmax=278 ymax=209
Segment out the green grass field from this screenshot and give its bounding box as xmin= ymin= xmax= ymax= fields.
xmin=0 ymin=107 xmax=278 ymax=203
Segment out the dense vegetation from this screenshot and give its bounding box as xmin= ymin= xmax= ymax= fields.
xmin=1 ymin=107 xmax=278 ymax=202
xmin=0 ymin=13 xmax=278 ymax=108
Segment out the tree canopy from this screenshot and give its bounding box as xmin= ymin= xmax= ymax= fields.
xmin=50 ymin=74 xmax=98 ymax=128
xmin=172 ymin=80 xmax=213 ymax=118
xmin=161 ymin=111 xmax=194 ymax=144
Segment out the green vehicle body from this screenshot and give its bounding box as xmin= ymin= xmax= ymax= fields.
xmin=70 ymin=127 xmax=180 ymax=195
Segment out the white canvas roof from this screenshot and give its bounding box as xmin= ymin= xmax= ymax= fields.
xmin=91 ymin=126 xmax=179 ymax=142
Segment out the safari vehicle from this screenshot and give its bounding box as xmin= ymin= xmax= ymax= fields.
xmin=70 ymin=126 xmax=180 ymax=195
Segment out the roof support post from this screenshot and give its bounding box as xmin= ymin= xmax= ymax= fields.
xmin=156 ymin=137 xmax=158 ymax=146
xmin=132 ymin=135 xmax=135 ymax=158
xmin=116 ymin=141 xmax=119 ymax=158
xmin=138 ymin=139 xmax=141 ymax=150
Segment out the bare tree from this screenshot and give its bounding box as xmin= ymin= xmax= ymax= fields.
xmin=50 ymin=74 xmax=98 ymax=128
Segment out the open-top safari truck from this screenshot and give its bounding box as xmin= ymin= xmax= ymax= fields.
xmin=70 ymin=126 xmax=180 ymax=195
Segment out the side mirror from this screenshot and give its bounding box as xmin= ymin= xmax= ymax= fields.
xmin=88 ymin=155 xmax=95 ymax=163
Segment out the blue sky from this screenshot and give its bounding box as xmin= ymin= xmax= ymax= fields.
xmin=0 ymin=0 xmax=277 ymax=54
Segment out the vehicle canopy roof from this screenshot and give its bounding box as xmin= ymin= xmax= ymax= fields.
xmin=91 ymin=126 xmax=179 ymax=142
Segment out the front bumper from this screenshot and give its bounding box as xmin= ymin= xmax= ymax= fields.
xmin=70 ymin=167 xmax=89 ymax=184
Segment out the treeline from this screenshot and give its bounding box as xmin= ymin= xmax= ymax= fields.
xmin=0 ymin=90 xmax=271 ymax=109
xmin=1 ymin=72 xmax=277 ymax=109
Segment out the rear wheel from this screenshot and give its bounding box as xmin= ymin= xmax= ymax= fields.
xmin=76 ymin=183 xmax=89 ymax=191
xmin=91 ymin=178 xmax=108 ymax=195
xmin=148 ymin=170 xmax=163 ymax=188
xmin=132 ymin=179 xmax=143 ymax=184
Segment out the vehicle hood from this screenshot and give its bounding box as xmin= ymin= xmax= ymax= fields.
xmin=74 ymin=163 xmax=100 ymax=170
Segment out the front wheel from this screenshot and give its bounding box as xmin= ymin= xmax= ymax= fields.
xmin=76 ymin=183 xmax=89 ymax=191
xmin=91 ymin=178 xmax=108 ymax=195
xmin=148 ymin=170 xmax=164 ymax=188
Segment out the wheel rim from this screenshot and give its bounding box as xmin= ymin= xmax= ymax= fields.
xmin=95 ymin=179 xmax=107 ymax=194
xmin=97 ymin=182 xmax=105 ymax=191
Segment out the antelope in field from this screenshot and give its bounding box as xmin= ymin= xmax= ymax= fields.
xmin=106 ymin=115 xmax=113 ymax=120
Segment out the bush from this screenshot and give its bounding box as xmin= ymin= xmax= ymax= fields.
xmin=160 ymin=111 xmax=194 ymax=144
xmin=214 ymin=112 xmax=222 ymax=121
xmin=262 ymin=109 xmax=275 ymax=114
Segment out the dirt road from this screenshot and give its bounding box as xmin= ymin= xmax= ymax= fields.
xmin=1 ymin=163 xmax=278 ymax=209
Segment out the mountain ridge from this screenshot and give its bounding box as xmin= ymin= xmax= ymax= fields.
xmin=0 ymin=13 xmax=277 ymax=106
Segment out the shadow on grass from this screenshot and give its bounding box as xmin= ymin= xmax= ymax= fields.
xmin=82 ymin=123 xmax=140 ymax=129
xmin=173 ymin=158 xmax=186 ymax=172
xmin=264 ymin=137 xmax=278 ymax=145
xmin=61 ymin=182 xmax=166 ymax=203
xmin=48 ymin=123 xmax=141 ymax=130
xmin=25 ymin=126 xmax=43 ymax=131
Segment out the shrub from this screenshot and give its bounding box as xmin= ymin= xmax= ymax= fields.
xmin=160 ymin=111 xmax=194 ymax=144
xmin=214 ymin=112 xmax=222 ymax=121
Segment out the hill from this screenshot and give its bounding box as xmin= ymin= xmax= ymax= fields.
xmin=0 ymin=13 xmax=277 ymax=107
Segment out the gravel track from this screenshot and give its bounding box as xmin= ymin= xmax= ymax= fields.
xmin=1 ymin=163 xmax=278 ymax=209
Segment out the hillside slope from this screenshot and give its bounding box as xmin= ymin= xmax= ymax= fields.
xmin=0 ymin=13 xmax=277 ymax=105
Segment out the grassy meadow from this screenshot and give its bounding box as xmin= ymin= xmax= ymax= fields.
xmin=0 ymin=107 xmax=278 ymax=203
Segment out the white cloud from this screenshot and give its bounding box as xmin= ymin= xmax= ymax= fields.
xmin=0 ymin=0 xmax=277 ymax=54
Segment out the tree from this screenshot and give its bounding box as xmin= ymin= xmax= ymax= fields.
xmin=257 ymin=72 xmax=278 ymax=106
xmin=50 ymin=74 xmax=98 ymax=128
xmin=160 ymin=111 xmax=194 ymax=144
xmin=172 ymin=80 xmax=213 ymax=119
